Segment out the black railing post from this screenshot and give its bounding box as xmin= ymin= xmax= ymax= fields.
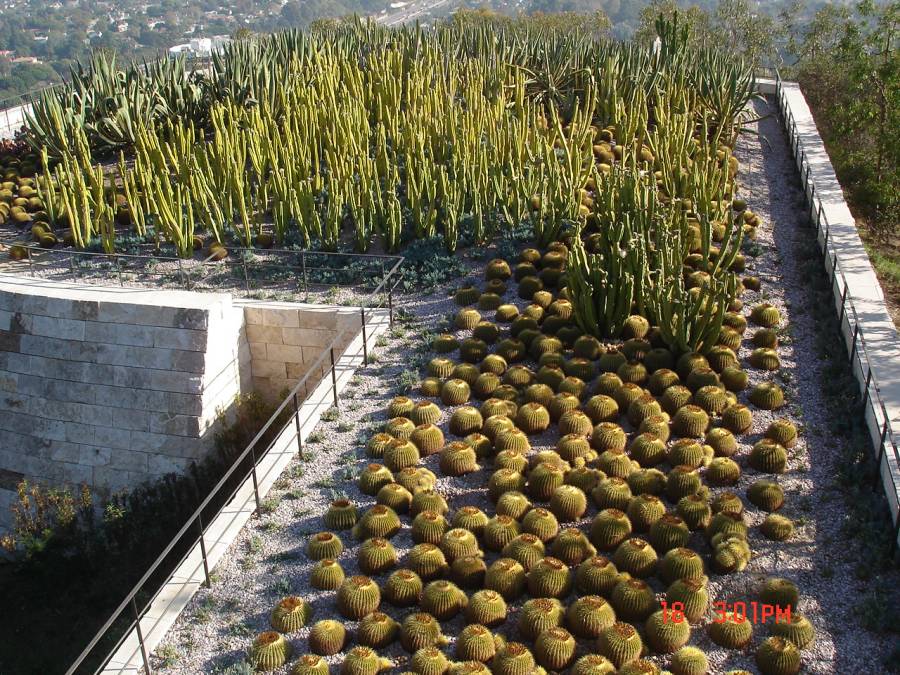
xmin=330 ymin=347 xmax=339 ymax=408
xmin=861 ymin=368 xmax=873 ymax=417
xmin=388 ymin=283 xmax=394 ymax=327
xmin=249 ymin=442 xmax=261 ymax=512
xmin=293 ymin=392 xmax=303 ymax=454
xmin=837 ymin=281 xmax=849 ymax=333
xmin=242 ymin=256 xmax=251 ymax=293
xmin=873 ymin=419 xmax=889 ymax=489
xmin=26 ymin=247 xmax=34 ymax=277
xmin=69 ymin=252 xmax=77 ymax=280
xmin=177 ymin=257 xmax=186 ymax=288
xmin=891 ymin=515 xmax=900 ymax=558
xmin=301 ymin=250 xmax=309 ymax=301
xmin=197 ymin=514 xmax=211 ymax=588
xmin=360 ymin=306 xmax=368 ymax=366
xmin=116 ymin=255 xmax=124 ymax=287
xmin=131 ymin=597 xmax=152 ymax=675
xmin=849 ymin=323 xmax=860 ymax=367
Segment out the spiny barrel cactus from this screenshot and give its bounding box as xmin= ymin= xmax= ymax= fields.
xmin=770 ymin=612 xmax=815 ymax=649
xmin=760 ymin=577 xmax=800 ymax=610
xmin=596 ymin=622 xmax=644 ymax=669
xmin=749 ymin=382 xmax=785 ymax=410
xmin=384 ymin=569 xmax=424 ymax=607
xmin=452 ymin=555 xmax=488 ymax=588
xmin=400 ymin=613 xmax=448 ymax=652
xmin=410 ymin=401 xmax=442 ymax=426
xmin=410 ymin=645 xmax=449 ymax=675
xmin=358 ymin=612 xmax=400 ymax=648
xmin=766 ymin=418 xmax=798 ymax=447
xmin=645 ymin=608 xmax=691 ymax=653
xmin=761 ymin=514 xmax=794 ymax=541
xmin=340 ymin=646 xmax=391 ymax=675
xmin=359 ymin=537 xmax=399 ymax=574
xmin=439 ymin=442 xmax=480 ymax=476
xmin=534 ymin=627 xmax=576 ymax=670
xmin=611 ymin=577 xmax=658 ymax=621
xmin=250 ymin=631 xmax=293 ymax=671
xmin=270 ymin=596 xmax=312 ymax=633
xmin=659 ymin=547 xmax=705 ymax=585
xmin=571 ymin=654 xmax=617 ymax=675
xmin=353 ymin=505 xmax=402 ymax=540
xmin=465 ymin=589 xmax=507 ymax=627
xmin=549 ymin=485 xmax=588 ymax=521
xmin=648 ymin=514 xmax=691 ymax=553
xmin=575 ymin=555 xmax=619 ymax=596
xmin=492 ymin=642 xmax=536 ymax=675
xmin=359 ymin=464 xmax=395 ymax=496
xmin=384 ymin=438 xmax=421 ymax=472
xmin=421 ymin=579 xmax=468 ymax=620
xmin=307 ymin=531 xmax=343 ymax=560
xmin=521 ymin=507 xmax=560 ymax=542
xmin=669 ymin=646 xmax=708 ymax=675
xmin=677 ymin=494 xmax=713 ymax=530
xmin=291 ymin=654 xmax=330 ymax=675
xmin=411 ymin=424 xmax=446 ymax=456
xmin=748 ymin=479 xmax=785 ymax=512
xmin=309 ymin=619 xmax=347 ymax=656
xmin=756 ymin=636 xmax=801 ymax=675
xmin=377 ymin=482 xmax=413 ymax=513
xmin=324 ymin=499 xmax=358 ymax=530
xmin=550 ymin=527 xmax=596 ymax=566
xmin=667 ymin=576 xmax=710 ymax=623
xmin=407 ymin=543 xmax=450 ymax=580
xmin=455 ymin=623 xmax=501 ymax=662
xmin=749 ymin=439 xmax=788 ymax=473
xmin=337 ymin=575 xmax=381 ymax=620
xmin=709 ymin=614 xmax=753 ymax=649
xmin=485 ymin=557 xmax=527 ymax=599
xmin=592 ymin=477 xmax=633 ymax=511
xmin=440 ymin=527 xmax=482 ymax=561
xmin=310 ymin=558 xmax=345 ymax=590
xmin=613 ymin=537 xmax=658 ymax=578
xmin=566 ymin=595 xmax=616 ymax=638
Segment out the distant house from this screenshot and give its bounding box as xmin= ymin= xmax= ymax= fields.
xmin=168 ymin=36 xmax=231 ymax=59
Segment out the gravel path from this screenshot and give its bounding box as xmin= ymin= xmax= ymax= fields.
xmin=150 ymin=96 xmax=900 ymax=674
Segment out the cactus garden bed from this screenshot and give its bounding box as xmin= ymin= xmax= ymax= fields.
xmin=149 ymin=97 xmax=900 ymax=675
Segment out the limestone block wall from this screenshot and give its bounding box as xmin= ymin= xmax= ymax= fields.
xmin=238 ymin=301 xmax=363 ymax=402
xmin=0 ymin=274 xmax=250 ymax=527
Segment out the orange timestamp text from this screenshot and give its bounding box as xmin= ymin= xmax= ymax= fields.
xmin=660 ymin=600 xmax=791 ymax=624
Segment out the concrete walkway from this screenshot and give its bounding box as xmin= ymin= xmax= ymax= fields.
xmin=773 ymin=79 xmax=900 ymax=542
xmin=98 ymin=308 xmax=390 ymax=674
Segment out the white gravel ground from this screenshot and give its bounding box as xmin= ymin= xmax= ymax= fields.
xmin=149 ymin=96 xmax=900 ymax=674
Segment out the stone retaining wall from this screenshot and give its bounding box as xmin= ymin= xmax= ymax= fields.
xmin=0 ymin=275 xmax=363 ymax=530
xmin=239 ymin=301 xmax=363 ymax=403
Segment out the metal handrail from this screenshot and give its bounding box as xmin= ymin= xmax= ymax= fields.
xmin=772 ymin=72 xmax=900 ymax=551
xmin=61 ymin=254 xmax=403 ymax=675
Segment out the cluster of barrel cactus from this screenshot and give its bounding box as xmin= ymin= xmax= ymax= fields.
xmin=238 ymin=215 xmax=815 ymax=674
